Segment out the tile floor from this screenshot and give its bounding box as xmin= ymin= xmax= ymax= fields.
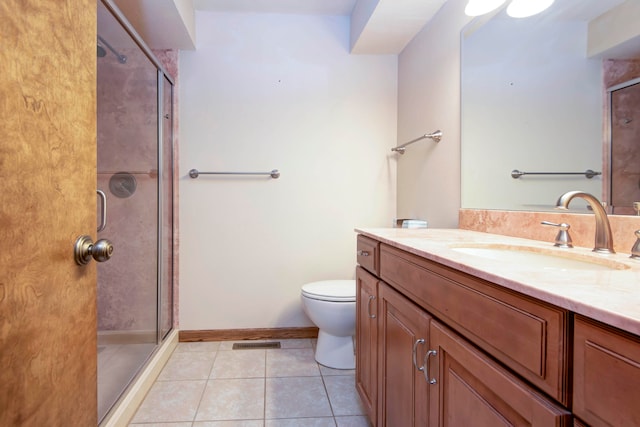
xmin=129 ymin=339 xmax=371 ymax=427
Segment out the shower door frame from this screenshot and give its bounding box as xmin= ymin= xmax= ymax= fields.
xmin=157 ymin=69 xmax=175 ymax=342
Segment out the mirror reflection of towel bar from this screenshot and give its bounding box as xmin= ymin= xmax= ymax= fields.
xmin=511 ymin=169 xmax=601 ymax=179
xmin=189 ymin=169 xmax=280 ymax=179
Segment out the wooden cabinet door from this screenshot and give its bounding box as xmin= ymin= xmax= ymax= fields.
xmin=378 ymin=282 xmax=431 ymax=427
xmin=428 ymin=320 xmax=571 ymax=427
xmin=356 ymin=267 xmax=378 ymax=424
xmin=0 ymin=1 xmax=98 ymax=425
xmin=573 ymin=315 xmax=640 ymax=427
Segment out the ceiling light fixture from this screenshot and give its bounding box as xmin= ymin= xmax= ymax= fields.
xmin=506 ymin=0 xmax=555 ymax=18
xmin=464 ymin=0 xmax=507 ymax=17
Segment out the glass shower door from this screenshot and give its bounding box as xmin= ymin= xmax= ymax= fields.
xmin=96 ymin=0 xmax=159 ymax=421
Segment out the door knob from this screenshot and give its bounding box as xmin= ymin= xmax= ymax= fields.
xmin=74 ymin=235 xmax=114 ymax=265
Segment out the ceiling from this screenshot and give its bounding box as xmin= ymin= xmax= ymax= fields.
xmin=113 ymin=0 xmax=448 ymax=54
xmin=194 ymin=0 xmax=448 ymax=54
xmin=193 ymin=0 xmax=359 ymax=16
xmin=108 ymin=0 xmax=639 ymax=58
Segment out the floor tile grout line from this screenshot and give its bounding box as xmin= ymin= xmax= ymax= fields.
xmin=318 ymin=361 xmax=339 ymax=427
xmin=189 ymin=348 xmax=218 ymax=425
xmin=206 ymin=348 xmax=220 ymax=381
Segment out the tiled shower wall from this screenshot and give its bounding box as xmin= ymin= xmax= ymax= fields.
xmin=604 ymin=59 xmax=640 ymax=215
xmin=96 ymin=47 xmax=179 ymax=333
xmin=603 ymin=59 xmax=640 ymax=88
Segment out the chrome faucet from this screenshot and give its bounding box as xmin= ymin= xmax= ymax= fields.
xmin=555 ymin=191 xmax=615 ymax=254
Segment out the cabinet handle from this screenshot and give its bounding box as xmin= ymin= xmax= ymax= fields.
xmin=357 ymin=250 xmax=370 ymax=257
xmin=367 ymin=295 xmax=376 ymax=318
xmin=423 ymin=349 xmax=438 ymax=384
xmin=412 ymin=339 xmax=425 ymax=372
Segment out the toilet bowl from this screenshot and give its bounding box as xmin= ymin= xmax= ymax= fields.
xmin=301 ymin=280 xmax=356 ymax=369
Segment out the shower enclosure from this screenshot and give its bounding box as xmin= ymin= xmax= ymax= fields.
xmin=96 ymin=0 xmax=175 ymax=421
xmin=609 ymin=77 xmax=640 ymax=215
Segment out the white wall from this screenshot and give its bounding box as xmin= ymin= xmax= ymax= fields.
xmin=179 ymin=11 xmax=397 ymax=330
xmin=396 ymin=0 xmax=471 ymax=228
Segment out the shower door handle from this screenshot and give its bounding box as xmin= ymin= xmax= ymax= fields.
xmin=74 ymin=235 xmax=114 ymax=265
xmin=97 ymin=190 xmax=107 ymax=232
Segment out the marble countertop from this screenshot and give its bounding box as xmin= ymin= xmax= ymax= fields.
xmin=356 ymin=228 xmax=640 ymax=336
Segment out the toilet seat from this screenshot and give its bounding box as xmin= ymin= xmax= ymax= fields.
xmin=301 ymin=280 xmax=355 ymax=302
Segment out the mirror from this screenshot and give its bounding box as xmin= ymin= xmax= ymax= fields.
xmin=461 ymin=0 xmax=640 ymax=213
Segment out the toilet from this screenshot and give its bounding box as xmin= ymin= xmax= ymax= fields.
xmin=301 ymin=280 xmax=356 ymax=369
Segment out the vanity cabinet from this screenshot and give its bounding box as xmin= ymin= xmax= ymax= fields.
xmin=355 ymin=235 xmax=572 ymax=427
xmin=380 ymin=244 xmax=570 ymax=405
xmin=573 ymin=315 xmax=640 ymax=426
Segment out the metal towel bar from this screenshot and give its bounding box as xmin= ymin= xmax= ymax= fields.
xmin=189 ymin=169 xmax=280 ymax=179
xmin=392 ymin=130 xmax=442 ymax=154
xmin=511 ymin=169 xmax=601 ymax=179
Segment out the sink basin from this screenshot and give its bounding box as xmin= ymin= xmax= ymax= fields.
xmin=450 ymin=244 xmax=630 ymax=271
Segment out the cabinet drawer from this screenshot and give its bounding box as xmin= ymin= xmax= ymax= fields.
xmin=380 ymin=244 xmax=569 ymax=405
xmin=573 ymin=316 xmax=640 ymax=427
xmin=357 ymin=235 xmax=379 ymax=276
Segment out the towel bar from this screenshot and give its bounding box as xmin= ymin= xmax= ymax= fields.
xmin=189 ymin=169 xmax=280 ymax=179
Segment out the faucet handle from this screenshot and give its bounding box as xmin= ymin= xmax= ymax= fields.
xmin=541 ymin=221 xmax=573 ymax=248
xmin=630 ymin=230 xmax=640 ymax=260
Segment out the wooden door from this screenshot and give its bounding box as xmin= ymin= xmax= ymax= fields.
xmin=428 ymin=320 xmax=571 ymax=427
xmin=0 ymin=0 xmax=98 ymax=425
xmin=355 ymin=266 xmax=378 ymax=425
xmin=378 ymin=282 xmax=430 ymax=427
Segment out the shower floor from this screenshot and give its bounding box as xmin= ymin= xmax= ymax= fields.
xmin=98 ymin=341 xmax=156 ymax=422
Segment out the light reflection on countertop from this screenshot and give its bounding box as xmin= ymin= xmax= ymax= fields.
xmin=355 ymin=227 xmax=640 ymax=336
